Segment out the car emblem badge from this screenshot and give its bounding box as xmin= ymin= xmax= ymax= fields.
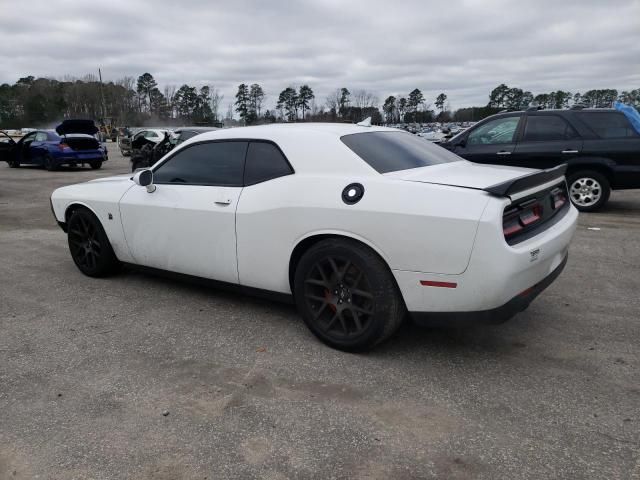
xmin=530 ymin=248 xmax=540 ymax=262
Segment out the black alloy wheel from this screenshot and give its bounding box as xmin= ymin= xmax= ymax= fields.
xmin=67 ymin=208 xmax=119 ymax=277
xmin=294 ymin=239 xmax=405 ymax=351
xmin=304 ymin=255 xmax=374 ymax=338
xmin=90 ymin=161 xmax=103 ymax=170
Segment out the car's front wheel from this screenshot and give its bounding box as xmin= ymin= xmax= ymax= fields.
xmin=567 ymin=170 xmax=610 ymax=212
xmin=90 ymin=161 xmax=102 ymax=170
xmin=8 ymin=158 xmax=20 ymax=168
xmin=67 ymin=208 xmax=120 ymax=277
xmin=293 ymin=238 xmax=405 ymax=351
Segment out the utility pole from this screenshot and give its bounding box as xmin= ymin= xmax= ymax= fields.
xmin=98 ymin=68 xmax=106 ymax=120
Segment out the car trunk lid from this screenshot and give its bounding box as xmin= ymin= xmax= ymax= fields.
xmin=386 ymin=161 xmax=570 ymax=244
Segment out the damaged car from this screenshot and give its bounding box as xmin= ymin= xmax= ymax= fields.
xmin=130 ymin=127 xmax=217 ymax=171
xmin=3 ymin=119 xmax=107 ymax=170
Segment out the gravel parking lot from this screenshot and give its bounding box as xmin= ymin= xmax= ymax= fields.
xmin=1 ymin=145 xmax=639 ymax=479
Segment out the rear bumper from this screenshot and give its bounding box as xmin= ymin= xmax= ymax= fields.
xmin=53 ymin=150 xmax=106 ymax=164
xmin=410 ymin=253 xmax=568 ymax=326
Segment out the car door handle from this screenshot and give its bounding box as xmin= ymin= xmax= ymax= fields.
xmin=214 ymin=199 xmax=232 ymax=206
xmin=496 ymin=151 xmax=512 ymax=155
xmin=561 ymin=150 xmax=579 ymax=154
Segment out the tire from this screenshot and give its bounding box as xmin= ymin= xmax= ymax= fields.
xmin=293 ymin=238 xmax=405 ymax=351
xmin=44 ymin=155 xmax=57 ymax=171
xmin=67 ymin=208 xmax=120 ymax=277
xmin=90 ymin=161 xmax=102 ymax=170
xmin=8 ymin=158 xmax=20 ymax=168
xmin=567 ymin=170 xmax=611 ymax=212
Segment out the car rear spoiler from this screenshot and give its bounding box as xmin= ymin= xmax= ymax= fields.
xmin=484 ymin=164 xmax=567 ymax=197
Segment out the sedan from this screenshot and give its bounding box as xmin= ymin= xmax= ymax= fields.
xmin=4 ymin=119 xmax=106 ymax=170
xmin=50 ymin=124 xmax=578 ymax=350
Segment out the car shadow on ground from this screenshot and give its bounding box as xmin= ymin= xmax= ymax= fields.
xmin=115 ymin=265 xmax=529 ymax=357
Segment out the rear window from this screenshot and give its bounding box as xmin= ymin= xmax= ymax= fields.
xmin=341 ymin=131 xmax=460 ymax=174
xmin=576 ymin=112 xmax=638 ymax=138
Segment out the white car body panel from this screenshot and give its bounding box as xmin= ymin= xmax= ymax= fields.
xmin=119 ymin=184 xmax=240 ymax=283
xmin=51 ymin=123 xmax=578 ymax=318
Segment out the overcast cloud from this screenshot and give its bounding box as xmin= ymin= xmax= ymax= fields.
xmin=1 ymin=0 xmax=638 ymax=110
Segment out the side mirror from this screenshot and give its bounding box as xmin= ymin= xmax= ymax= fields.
xmin=132 ymin=168 xmax=156 ymax=193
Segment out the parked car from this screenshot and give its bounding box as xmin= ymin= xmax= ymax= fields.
xmin=440 ymin=107 xmax=640 ymax=211
xmin=2 ymin=119 xmax=107 ymax=170
xmin=173 ymin=126 xmax=218 ymax=145
xmin=129 ymin=127 xmax=218 ymax=171
xmin=118 ymin=128 xmax=168 ymax=157
xmin=50 ymin=124 xmax=577 ymax=351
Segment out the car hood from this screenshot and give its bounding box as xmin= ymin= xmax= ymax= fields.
xmin=56 ymin=119 xmax=99 ymax=136
xmin=384 ymin=160 xmax=536 ymax=191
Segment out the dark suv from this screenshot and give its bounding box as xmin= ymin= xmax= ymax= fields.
xmin=440 ymin=108 xmax=640 ymax=211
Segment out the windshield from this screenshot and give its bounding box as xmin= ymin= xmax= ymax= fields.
xmin=341 ymin=131 xmax=461 ymax=174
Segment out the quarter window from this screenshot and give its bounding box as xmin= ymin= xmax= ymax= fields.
xmin=576 ymin=112 xmax=638 ymax=138
xmin=35 ymin=132 xmax=48 ymax=141
xmin=523 ymin=115 xmax=578 ymax=141
xmin=341 ymin=131 xmax=459 ymax=174
xmin=467 ymin=117 xmax=520 ymax=145
xmin=153 ymin=141 xmax=248 ymax=186
xmin=244 ymin=142 xmax=293 ymax=185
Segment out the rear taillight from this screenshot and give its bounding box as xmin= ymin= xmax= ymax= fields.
xmin=503 ymin=202 xmax=544 ymax=239
xmin=551 ymin=187 xmax=566 ymax=210
xmin=58 ymin=143 xmax=69 ymax=151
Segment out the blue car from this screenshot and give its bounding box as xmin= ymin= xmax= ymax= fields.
xmin=4 ymin=119 xmax=107 ymax=170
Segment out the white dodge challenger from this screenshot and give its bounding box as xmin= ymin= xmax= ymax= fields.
xmin=51 ymin=123 xmax=578 ymax=350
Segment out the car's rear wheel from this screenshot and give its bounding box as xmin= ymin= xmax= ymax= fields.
xmin=67 ymin=208 xmax=120 ymax=277
xmin=293 ymin=238 xmax=405 ymax=351
xmin=567 ymin=170 xmax=610 ymax=212
xmin=90 ymin=161 xmax=102 ymax=170
xmin=44 ymin=155 xmax=57 ymax=171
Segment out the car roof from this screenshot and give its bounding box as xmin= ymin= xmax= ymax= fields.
xmin=173 ymin=123 xmax=399 ymax=175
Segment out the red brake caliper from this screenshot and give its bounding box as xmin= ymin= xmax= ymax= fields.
xmin=324 ymin=289 xmax=337 ymax=312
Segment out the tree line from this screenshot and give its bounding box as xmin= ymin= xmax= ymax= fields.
xmin=0 ymin=73 xmax=224 ymax=129
xmin=0 ymin=72 xmax=638 ymax=129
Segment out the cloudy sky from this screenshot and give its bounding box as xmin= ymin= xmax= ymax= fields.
xmin=1 ymin=0 xmax=638 ymax=111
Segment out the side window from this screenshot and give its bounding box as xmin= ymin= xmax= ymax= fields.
xmin=523 ymin=115 xmax=578 ymax=141
xmin=0 ymin=132 xmax=13 ymax=144
xmin=145 ymin=131 xmax=158 ymax=138
xmin=35 ymin=132 xmax=48 ymax=141
xmin=244 ymin=142 xmax=293 ymax=185
xmin=22 ymin=133 xmax=36 ymax=143
xmin=153 ymin=141 xmax=247 ymax=186
xmin=467 ymin=117 xmax=520 ymax=145
xmin=576 ymin=112 xmax=639 ymax=138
